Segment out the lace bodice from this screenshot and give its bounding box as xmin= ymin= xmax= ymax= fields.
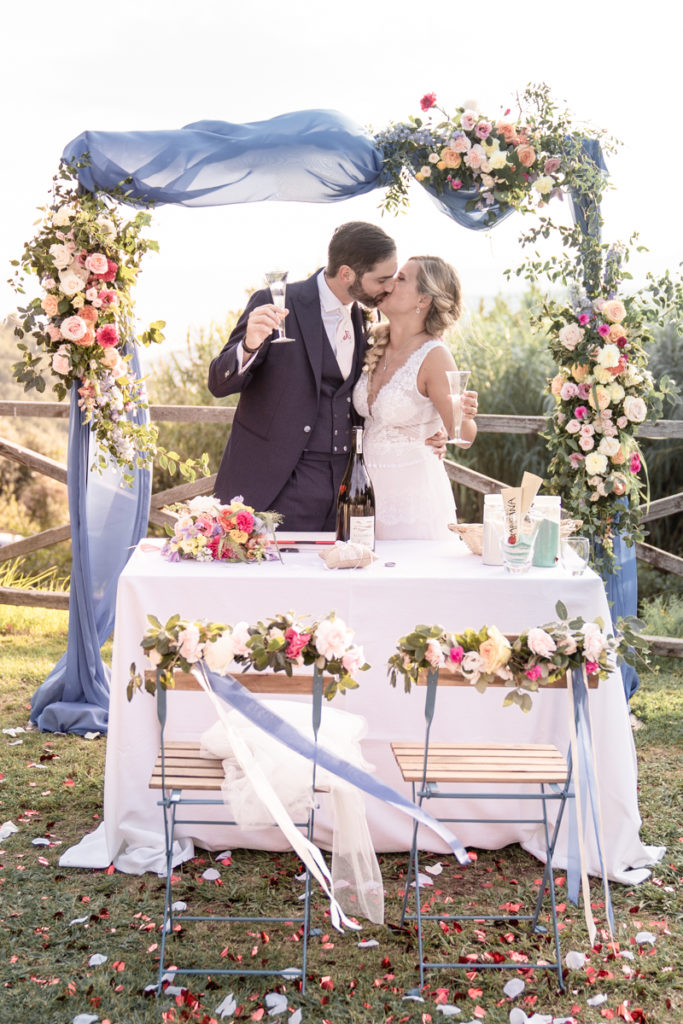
xmin=353 ymin=340 xmax=447 ymax=453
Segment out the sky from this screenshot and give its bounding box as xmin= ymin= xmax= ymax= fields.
xmin=2 ymin=0 xmax=680 ymax=360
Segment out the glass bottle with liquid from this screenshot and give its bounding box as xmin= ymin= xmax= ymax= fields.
xmin=336 ymin=426 xmax=376 ymax=549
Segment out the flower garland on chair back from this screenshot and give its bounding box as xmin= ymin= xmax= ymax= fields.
xmin=387 ymin=601 xmax=647 ymax=711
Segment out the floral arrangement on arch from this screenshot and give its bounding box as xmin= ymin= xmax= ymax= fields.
xmin=387 ymin=601 xmax=645 ymax=712
xmin=10 ymin=163 xmax=207 ymax=483
xmin=544 ymin=282 xmax=673 ymax=572
xmin=373 ymin=86 xmax=596 ymax=221
xmin=161 ymin=495 xmax=281 ymax=565
xmin=128 ymin=610 xmax=369 ymax=702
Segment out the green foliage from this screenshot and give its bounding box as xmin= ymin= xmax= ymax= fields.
xmin=147 ymin=319 xmax=239 ymax=496
xmin=446 ymin=289 xmax=555 ymax=522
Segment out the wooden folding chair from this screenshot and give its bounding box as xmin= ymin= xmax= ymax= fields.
xmin=392 ymin=655 xmax=598 ymax=991
xmin=147 ymin=667 xmax=326 ymax=996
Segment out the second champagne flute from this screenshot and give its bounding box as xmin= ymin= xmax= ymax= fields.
xmin=445 ymin=369 xmax=471 ymax=442
xmin=265 ymin=270 xmax=295 ymax=343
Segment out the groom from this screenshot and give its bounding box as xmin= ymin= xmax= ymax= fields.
xmin=208 ymin=221 xmax=398 ymax=531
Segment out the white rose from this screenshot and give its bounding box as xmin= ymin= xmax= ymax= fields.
xmin=52 ymin=205 xmax=75 ymax=227
xmin=533 ymin=175 xmax=554 ymax=195
xmin=187 ymin=495 xmax=221 ymax=515
xmin=231 ymin=621 xmax=251 ymax=657
xmin=623 ymin=395 xmax=647 ymax=423
xmin=49 ymin=243 xmax=72 ymax=270
xmin=461 ymin=650 xmax=484 ymax=680
xmin=59 ymin=269 xmax=86 ymax=296
xmin=581 ymin=622 xmax=607 ymax=662
xmin=608 ymin=383 xmax=625 ymax=403
xmin=594 ymin=366 xmax=613 ymax=384
xmin=203 ymin=631 xmax=236 ymax=675
xmin=315 ymin=616 xmax=352 ymax=660
xmin=598 ymin=436 xmax=621 ymax=457
xmin=596 ymin=344 xmax=621 ymax=368
xmin=96 ymin=215 xmax=117 ymax=239
xmin=584 ymin=451 xmax=608 ymax=475
xmin=488 ymin=149 xmax=508 ymax=170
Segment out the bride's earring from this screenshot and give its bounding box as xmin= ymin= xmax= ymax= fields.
xmin=416 ymin=305 xmax=421 ymax=315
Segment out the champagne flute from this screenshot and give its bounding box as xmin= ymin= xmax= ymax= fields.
xmin=561 ymin=536 xmax=591 ymax=575
xmin=445 ymin=369 xmax=471 ymax=442
xmin=265 ymin=270 xmax=295 ymax=343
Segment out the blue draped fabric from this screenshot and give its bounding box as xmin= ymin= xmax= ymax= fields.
xmin=63 ymin=110 xmax=383 ymax=207
xmin=567 ymin=137 xmax=609 ymax=239
xmin=597 ymin=526 xmax=641 ymax=700
xmin=420 ymin=182 xmax=516 ymax=231
xmin=30 ymin=345 xmax=152 ymax=734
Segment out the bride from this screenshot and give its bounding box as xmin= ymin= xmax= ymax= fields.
xmin=353 ymin=255 xmax=477 ymax=540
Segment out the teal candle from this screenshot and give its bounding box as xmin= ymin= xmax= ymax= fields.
xmin=533 ymin=518 xmax=559 ymax=567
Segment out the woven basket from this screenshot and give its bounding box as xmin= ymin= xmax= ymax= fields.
xmin=448 ymin=523 xmax=483 ymax=555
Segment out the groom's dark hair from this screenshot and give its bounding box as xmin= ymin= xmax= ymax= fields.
xmin=326 ymin=221 xmax=396 ymax=278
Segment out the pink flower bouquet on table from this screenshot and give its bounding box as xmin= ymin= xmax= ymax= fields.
xmin=160 ymin=495 xmax=282 ymax=565
xmin=128 ymin=610 xmax=369 ymax=702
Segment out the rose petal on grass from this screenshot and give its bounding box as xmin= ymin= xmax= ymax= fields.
xmin=436 ymin=1007 xmax=462 ymax=1017
xmin=171 ymin=901 xmax=187 ymax=912
xmin=215 ymin=994 xmax=237 ymax=1018
xmin=88 ymin=953 xmax=107 ymax=966
xmin=503 ymin=979 xmax=526 ymax=999
xmin=565 ymin=950 xmax=587 ymax=969
xmin=69 ymin=916 xmax=89 ymax=926
xmin=289 ymin=1012 xmax=302 ymax=1024
xmin=72 ymin=1015 xmax=99 ymax=1024
xmin=588 ymin=994 xmax=608 ymax=1006
xmin=410 ymin=872 xmax=434 ymax=888
xmin=0 ymin=821 xmax=19 ymax=841
xmin=7 ymin=739 xmax=23 ymax=746
xmin=202 ymin=868 xmax=221 ymax=881
xmin=216 ymin=849 xmax=232 ymax=861
xmin=635 ymin=931 xmax=656 ymax=945
xmin=83 ymin=732 xmax=101 ymax=740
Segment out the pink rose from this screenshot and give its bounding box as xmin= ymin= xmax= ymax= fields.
xmin=99 ymin=289 xmax=120 ymax=308
xmin=598 ymin=323 xmax=611 ymax=338
xmin=623 ymin=395 xmax=647 ymax=423
xmin=315 ymin=616 xmax=352 ymax=661
xmin=578 ymin=313 xmax=591 ymax=325
xmin=574 ymin=406 xmax=588 ymax=420
xmin=96 ymin=324 xmax=119 ymax=348
xmin=231 ymin=621 xmax=251 ymax=657
xmin=526 ymin=628 xmax=557 ymax=658
xmin=46 ymin=324 xmax=63 ymax=342
xmin=577 ymin=383 xmax=591 ymax=400
xmin=565 ymin=419 xmax=581 ymax=434
xmin=516 ymin=144 xmax=536 ymax=167
xmin=48 ymin=243 xmax=72 ymax=270
xmin=235 ymin=510 xmax=255 ymax=533
xmin=579 ymin=435 xmax=595 ymax=452
xmin=544 ymin=156 xmax=562 ymax=175
xmin=177 ymin=624 xmax=202 ymax=664
xmin=617 ymin=416 xmax=628 ymax=429
xmin=341 ymin=645 xmax=365 ymax=676
xmin=86 ymin=287 xmax=99 ymax=301
xmin=602 ymin=299 xmax=626 ymax=323
xmin=284 ymin=627 xmax=310 ymax=660
xmin=460 ymin=110 xmax=478 ymax=131
xmin=569 ymin=452 xmax=584 ymax=469
xmin=450 ymin=132 xmax=471 ymax=154
xmin=424 ymin=637 xmax=445 ymax=669
xmin=526 ymin=665 xmax=543 ymax=681
xmin=585 ymin=660 xmax=599 ymax=676
xmin=581 ymin=622 xmax=606 ymax=662
xmin=560 ymin=382 xmax=578 ymax=401
xmin=61 ymin=315 xmax=88 ymax=342
xmin=79 ymin=304 xmax=98 ymax=325
xmin=449 ymin=178 xmax=463 ymax=190
xmin=474 ymin=120 xmax=492 ymax=140
xmin=558 ymin=323 xmax=584 ymax=350
xmin=629 ymin=453 xmax=641 ymax=473
xmin=450 ymin=645 xmax=464 ymax=664
xmin=420 ymin=93 xmax=436 ymax=111
xmin=85 ymin=253 xmax=109 ymax=275
xmin=100 ymin=347 xmax=125 ymax=376
xmin=580 ymin=423 xmax=595 ymax=436
xmin=51 ymin=352 xmax=70 ymax=375
xmin=98 ymin=258 xmax=118 ymax=282
xmin=465 ymin=144 xmax=488 ymax=170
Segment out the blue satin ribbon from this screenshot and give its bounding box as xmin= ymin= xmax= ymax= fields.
xmin=566 ymin=667 xmax=615 ymax=932
xmin=198 ymin=664 xmax=471 ymax=866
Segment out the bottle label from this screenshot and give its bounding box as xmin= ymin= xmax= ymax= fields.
xmin=349 ymin=515 xmax=374 ymax=549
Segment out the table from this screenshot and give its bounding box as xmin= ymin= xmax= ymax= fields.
xmin=61 ymin=539 xmax=663 ymax=884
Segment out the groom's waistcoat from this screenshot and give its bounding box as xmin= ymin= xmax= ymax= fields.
xmin=303 ymin=328 xmax=359 ymax=456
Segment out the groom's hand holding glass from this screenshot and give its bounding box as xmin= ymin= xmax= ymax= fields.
xmin=239 ymin=303 xmax=289 ymax=365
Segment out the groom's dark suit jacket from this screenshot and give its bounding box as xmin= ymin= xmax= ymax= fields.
xmin=208 ymin=271 xmax=368 ymax=512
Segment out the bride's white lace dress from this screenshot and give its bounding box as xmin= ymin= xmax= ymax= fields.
xmin=353 ymin=339 xmax=456 ymax=540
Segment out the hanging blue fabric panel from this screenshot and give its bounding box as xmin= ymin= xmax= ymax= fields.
xmin=597 ymin=530 xmax=641 ymax=700
xmin=63 ymin=110 xmax=384 ymax=207
xmin=568 ymin=137 xmax=608 ymax=239
xmin=30 ymin=344 xmax=152 ymax=734
xmin=420 ymin=181 xmax=516 ymax=231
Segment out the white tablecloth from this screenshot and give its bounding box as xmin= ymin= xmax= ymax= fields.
xmin=61 ymin=538 xmax=663 ymax=883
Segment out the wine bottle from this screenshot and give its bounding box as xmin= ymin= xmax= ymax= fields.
xmin=336 ymin=426 xmax=376 ymax=549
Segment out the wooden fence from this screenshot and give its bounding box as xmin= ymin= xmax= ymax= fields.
xmin=1 ymin=400 xmax=682 ymax=658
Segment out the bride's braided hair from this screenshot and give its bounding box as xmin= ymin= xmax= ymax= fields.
xmin=364 ymin=256 xmax=462 ymax=376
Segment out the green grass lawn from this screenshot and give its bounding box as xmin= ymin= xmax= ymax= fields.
xmin=0 ymin=606 xmax=681 ymax=1024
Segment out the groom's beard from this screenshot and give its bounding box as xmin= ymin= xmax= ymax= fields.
xmin=347 ymin=281 xmax=389 ymax=309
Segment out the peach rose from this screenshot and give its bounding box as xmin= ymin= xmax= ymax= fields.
xmin=602 ymin=299 xmax=626 ymax=323
xmin=609 ymin=323 xmax=627 ymax=342
xmin=550 ymin=374 xmax=565 ymax=397
xmin=42 ymin=294 xmax=59 ymax=317
xmin=572 ymin=363 xmax=590 ymax=383
xmin=558 ymin=323 xmax=584 ymax=350
xmin=611 ymin=473 xmax=628 ymax=496
xmin=611 ymin=445 xmax=626 ymax=465
xmin=478 ymin=625 xmax=511 ymax=674
xmin=516 ymin=144 xmax=536 ymax=167
xmin=79 ymin=304 xmax=99 ymax=325
xmin=440 ymin=147 xmax=462 ymax=169
xmin=496 ymin=121 xmax=520 ymax=145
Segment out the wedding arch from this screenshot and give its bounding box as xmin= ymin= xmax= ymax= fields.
xmin=12 ymin=85 xmax=670 ymax=733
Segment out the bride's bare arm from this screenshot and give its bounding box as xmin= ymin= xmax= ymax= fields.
xmin=419 ymin=345 xmax=478 ymax=448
